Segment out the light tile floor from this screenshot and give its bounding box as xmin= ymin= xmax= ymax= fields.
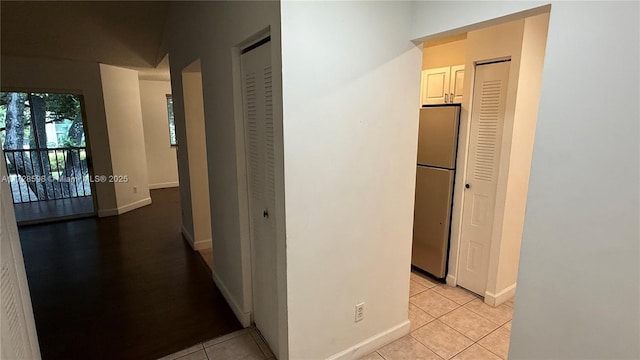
xmin=362 ymin=271 xmax=514 ymax=360
xmin=164 ymin=249 xmax=275 ymax=360
xmin=163 ymin=270 xmax=514 ymax=360
xmin=157 ymin=327 xmax=275 ymax=360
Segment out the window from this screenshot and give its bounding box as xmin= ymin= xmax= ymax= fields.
xmin=0 ymin=92 xmax=86 ymax=149
xmin=0 ymin=92 xmax=92 ymax=203
xmin=166 ymin=94 xmax=177 ymax=146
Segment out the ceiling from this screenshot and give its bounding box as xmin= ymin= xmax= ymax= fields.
xmin=1 ymin=1 xmax=170 ymax=69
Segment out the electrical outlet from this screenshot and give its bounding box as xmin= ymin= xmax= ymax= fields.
xmin=133 ymin=186 xmax=138 ymax=194
xmin=355 ymin=302 xmax=365 ymax=322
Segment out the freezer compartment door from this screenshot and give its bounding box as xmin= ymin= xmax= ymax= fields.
xmin=412 ymin=166 xmax=455 ymax=278
xmin=417 ymin=106 xmax=460 ymax=169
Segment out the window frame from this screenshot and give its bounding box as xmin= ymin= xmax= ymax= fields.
xmin=166 ymin=94 xmax=177 ymax=146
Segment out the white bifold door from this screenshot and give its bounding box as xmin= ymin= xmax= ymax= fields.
xmin=0 ymin=150 xmax=41 ymax=360
xmin=240 ymin=39 xmax=279 ymax=355
xmin=457 ymin=61 xmax=510 ymax=296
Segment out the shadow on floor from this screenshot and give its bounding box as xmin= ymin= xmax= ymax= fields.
xmin=18 ymin=188 xmax=242 ymax=360
xmin=14 ymin=196 xmax=95 ymax=225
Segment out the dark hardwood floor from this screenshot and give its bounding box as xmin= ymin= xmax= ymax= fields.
xmin=18 ymin=188 xmax=242 ymax=360
xmin=14 ymin=196 xmax=95 ymax=225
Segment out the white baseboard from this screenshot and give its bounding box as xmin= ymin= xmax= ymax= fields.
xmin=97 ymin=197 xmax=152 ymax=217
xmin=212 ymin=270 xmax=251 ymax=327
xmin=118 ymin=197 xmax=152 ymax=215
xmin=327 ymin=320 xmax=410 ymax=360
xmin=484 ymin=283 xmax=517 ymax=307
xmin=181 ymin=226 xmax=195 ymax=249
xmin=446 ymin=274 xmax=457 ymax=287
xmin=181 ymin=226 xmax=212 ymax=251
xmin=98 ymin=208 xmax=119 ymax=217
xmin=149 ymin=181 xmax=179 ymax=190
xmin=194 ymin=239 xmax=212 ymax=250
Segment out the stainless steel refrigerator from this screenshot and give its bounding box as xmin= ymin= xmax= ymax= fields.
xmin=412 ymin=105 xmax=461 ymax=278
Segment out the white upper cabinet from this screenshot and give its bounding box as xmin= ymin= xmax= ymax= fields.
xmin=450 ymin=65 xmax=465 ymax=104
xmin=421 ymin=66 xmax=450 ymax=105
xmin=421 ymin=65 xmax=464 ymax=105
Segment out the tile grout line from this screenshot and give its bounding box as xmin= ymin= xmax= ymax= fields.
xmin=409 ymin=287 xmax=511 ymax=360
xmin=411 ymin=288 xmax=427 ymax=296
xmin=410 ymin=317 xmax=474 ymax=360
xmin=410 ymin=293 xmax=462 ymax=321
xmin=440 ymin=303 xmax=510 ymax=359
xmin=409 ymin=330 xmax=469 ymax=360
xmin=448 ymin=341 xmax=474 ymax=360
xmin=467 ymin=319 xmax=510 ymax=359
xmin=410 ymin=276 xmax=440 ymax=290
xmin=202 ymin=328 xmax=248 ymax=351
xmin=430 ymin=288 xmax=479 ymax=306
xmin=461 ymin=302 xmax=512 ymax=327
xmin=248 ymin=327 xmax=272 ymax=359
xmin=407 ymin=273 xmax=512 ymax=360
xmin=202 ymin=340 xmax=211 ymax=360
xmin=381 ymin=272 xmax=513 ymax=360
xmin=475 ymin=340 xmax=506 ymax=360
xmin=169 ymin=342 xmax=205 ymax=360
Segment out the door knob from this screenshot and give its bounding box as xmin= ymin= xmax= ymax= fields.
xmin=465 ymin=184 xmax=470 ymax=189
xmin=263 ymin=210 xmax=269 ymax=218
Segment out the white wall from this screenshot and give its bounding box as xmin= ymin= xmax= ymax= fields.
xmin=280 ymin=2 xmax=421 ymax=358
xmin=182 ymin=67 xmax=212 ymax=251
xmin=445 ymin=19 xmax=526 ymax=301
xmin=411 ymin=1 xmax=547 ymax=41
xmin=511 ymin=3 xmax=639 ymax=358
xmin=0 ymin=56 xmax=117 ymax=213
xmin=411 ymin=1 xmax=639 ymax=359
xmin=492 ymin=12 xmax=549 ymax=301
xmin=99 ymin=64 xmax=151 ymax=213
xmin=422 ymin=37 xmax=466 ymax=70
xmin=138 ymin=80 xmax=179 ymax=189
xmin=421 ymin=12 xmax=548 ymax=307
xmin=162 ymin=2 xmax=287 ymax=357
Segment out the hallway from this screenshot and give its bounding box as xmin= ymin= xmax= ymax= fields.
xmin=18 ymin=188 xmax=242 ymax=360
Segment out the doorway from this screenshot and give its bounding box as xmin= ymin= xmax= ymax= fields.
xmin=398 ymin=9 xmax=550 ymax=360
xmin=410 ymin=13 xmax=550 ymax=306
xmin=0 ymin=91 xmax=96 ymax=224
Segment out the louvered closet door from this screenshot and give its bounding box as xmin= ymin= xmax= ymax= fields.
xmin=0 ymin=150 xmax=41 ymax=360
xmin=457 ymin=61 xmax=510 ymax=296
xmin=240 ymin=39 xmax=279 ymax=354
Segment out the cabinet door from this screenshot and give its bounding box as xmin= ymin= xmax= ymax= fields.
xmin=421 ymin=67 xmax=451 ymax=105
xmin=450 ymin=65 xmax=465 ymax=103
